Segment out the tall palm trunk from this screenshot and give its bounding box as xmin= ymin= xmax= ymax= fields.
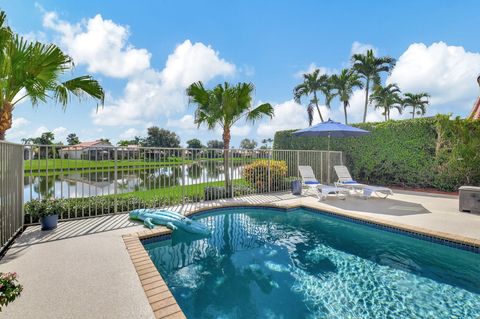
xmin=0 ymin=101 xmax=13 ymax=141
xmin=412 ymin=106 xmax=416 ymax=119
xmin=362 ymin=78 xmax=370 ymax=123
xmin=313 ymin=91 xmax=324 ymax=122
xmin=343 ymin=101 xmax=349 ymax=124
xmin=222 ymin=126 xmax=231 ymax=196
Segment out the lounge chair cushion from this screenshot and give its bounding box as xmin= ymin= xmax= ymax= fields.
xmin=305 ymin=181 xmax=320 ymax=185
xmin=341 ymin=180 xmax=358 ymax=184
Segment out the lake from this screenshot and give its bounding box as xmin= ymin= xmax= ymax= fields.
xmin=24 ymin=161 xmax=246 ymax=201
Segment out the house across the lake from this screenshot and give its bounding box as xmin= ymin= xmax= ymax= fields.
xmin=58 ymin=140 xmax=113 ymax=160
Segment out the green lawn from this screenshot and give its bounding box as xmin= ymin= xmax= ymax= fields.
xmin=117 ymin=179 xmax=249 ymax=201
xmin=24 ymin=157 xmax=256 ymax=176
xmin=24 ymin=158 xmax=184 ymax=171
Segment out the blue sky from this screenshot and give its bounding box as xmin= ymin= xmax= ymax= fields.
xmin=2 ymin=0 xmax=480 ymax=146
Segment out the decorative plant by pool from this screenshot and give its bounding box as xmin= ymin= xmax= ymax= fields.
xmin=24 ymin=198 xmax=66 ymax=230
xmin=0 ymin=272 xmax=23 ymax=311
xmin=242 ymin=160 xmax=288 ymax=192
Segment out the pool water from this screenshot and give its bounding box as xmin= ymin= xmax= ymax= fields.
xmin=144 ymin=207 xmax=480 ymax=319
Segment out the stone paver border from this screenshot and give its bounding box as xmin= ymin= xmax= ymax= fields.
xmin=123 ymin=228 xmax=185 ymax=319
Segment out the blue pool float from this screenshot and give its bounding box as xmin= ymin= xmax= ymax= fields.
xmin=129 ymin=209 xmax=210 ymax=235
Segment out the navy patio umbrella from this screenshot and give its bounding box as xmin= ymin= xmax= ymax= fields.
xmin=292 ymin=119 xmax=370 ymax=151
xmin=292 ymin=119 xmax=370 ymax=182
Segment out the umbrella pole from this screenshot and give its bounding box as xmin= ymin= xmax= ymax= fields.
xmin=327 ymin=133 xmax=331 ymax=184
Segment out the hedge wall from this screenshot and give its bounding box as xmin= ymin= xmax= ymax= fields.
xmin=273 ymin=115 xmax=480 ymax=191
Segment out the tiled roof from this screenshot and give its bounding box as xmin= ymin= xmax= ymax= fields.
xmin=61 ymin=140 xmax=110 ymax=151
xmin=469 ymin=96 xmax=480 ymax=120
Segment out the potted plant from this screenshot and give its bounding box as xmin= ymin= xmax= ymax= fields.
xmin=0 ymin=272 xmax=23 ymax=312
xmin=25 ymin=198 xmax=64 ymax=230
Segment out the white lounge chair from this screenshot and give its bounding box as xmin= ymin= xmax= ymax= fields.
xmin=298 ymin=165 xmax=350 ymax=200
xmin=334 ymin=165 xmax=393 ymax=199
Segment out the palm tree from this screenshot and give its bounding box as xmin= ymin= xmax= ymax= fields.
xmin=352 ymin=49 xmax=396 ymax=123
xmin=370 ymin=84 xmax=403 ymax=121
xmin=330 ymin=69 xmax=363 ymax=124
xmin=293 ymin=69 xmax=330 ymax=125
xmin=0 ymin=10 xmax=104 ymax=140
xmin=402 ymin=92 xmax=430 ymax=118
xmin=186 ymin=81 xmax=273 ymax=191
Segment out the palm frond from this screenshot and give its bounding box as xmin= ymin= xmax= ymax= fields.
xmin=246 ymin=103 xmax=274 ymax=123
xmin=54 ymin=75 xmax=105 ymax=109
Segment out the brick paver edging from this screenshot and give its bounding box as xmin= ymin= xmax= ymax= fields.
xmin=123 ymin=228 xmax=185 ymax=319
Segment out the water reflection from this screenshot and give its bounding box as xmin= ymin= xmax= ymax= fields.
xmin=24 ymin=161 xmax=245 ymax=201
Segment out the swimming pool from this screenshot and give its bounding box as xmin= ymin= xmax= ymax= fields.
xmin=143 ymin=207 xmax=480 ymax=319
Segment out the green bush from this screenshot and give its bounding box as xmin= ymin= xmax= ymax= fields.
xmin=274 ymin=115 xmax=480 ymax=191
xmin=203 ymin=185 xmax=255 ymax=200
xmin=242 ymin=160 xmax=288 ymax=192
xmin=434 ymin=115 xmax=480 ymax=190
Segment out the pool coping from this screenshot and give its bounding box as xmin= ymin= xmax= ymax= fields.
xmin=123 ymin=201 xmax=480 ymax=318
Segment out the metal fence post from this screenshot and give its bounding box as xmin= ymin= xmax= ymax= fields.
xmin=296 ymin=150 xmax=300 ymax=178
xmin=182 ymin=149 xmax=186 ymax=205
xmin=267 ymin=150 xmax=271 ymax=193
xmin=113 ymin=148 xmax=118 ymax=214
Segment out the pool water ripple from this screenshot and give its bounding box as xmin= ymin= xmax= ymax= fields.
xmin=144 ymin=207 xmax=480 ymax=319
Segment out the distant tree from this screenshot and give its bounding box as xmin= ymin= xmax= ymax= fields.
xmin=370 ymin=84 xmax=403 ymax=121
xmin=131 ymin=136 xmax=142 ymax=145
xmin=351 ymin=49 xmax=396 ymax=123
xmin=261 ymin=138 xmax=273 ymax=149
xmin=99 ymin=138 xmax=111 ymax=145
xmin=0 ymin=10 xmax=104 ymax=140
xmin=66 ymin=133 xmax=80 ymax=145
xmin=25 ymin=132 xmax=55 ymax=158
xmin=142 ymin=127 xmax=180 ymax=148
xmin=330 ymin=69 xmax=363 ymax=124
xmin=206 ymin=140 xmax=224 ymax=149
xmin=187 ymin=138 xmax=204 ymax=149
xmin=402 ymin=92 xmax=430 ymax=118
xmin=240 ymin=138 xmax=257 ymax=149
xmin=33 ymin=132 xmax=55 ymax=145
xmin=21 ymin=137 xmax=33 ymax=144
xmin=117 ymin=140 xmax=130 ymax=146
xmin=294 ymin=69 xmax=332 ymax=124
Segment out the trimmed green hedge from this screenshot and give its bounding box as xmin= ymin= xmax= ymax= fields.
xmin=274 ymin=115 xmax=480 ymax=191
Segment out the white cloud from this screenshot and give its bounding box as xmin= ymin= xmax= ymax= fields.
xmin=120 ymin=128 xmax=140 ymax=140
xmin=52 ymin=127 xmax=68 ymax=140
xmin=256 ymin=100 xmax=327 ymax=137
xmin=295 ymin=63 xmax=336 ymax=78
xmin=350 ymin=41 xmax=378 ymax=56
xmin=91 ymin=39 xmax=235 ymax=126
xmin=21 ymin=30 xmax=47 ymax=43
xmin=231 ymin=124 xmax=251 ymax=137
xmin=11 ymin=117 xmax=30 ymax=129
xmin=387 ymin=42 xmax=480 ymax=111
xmin=43 ymin=12 xmax=151 ymax=78
xmin=166 ymin=114 xmax=197 ymax=131
xmin=34 ymin=126 xmax=50 ymax=136
xmin=161 ymin=40 xmax=236 ymax=90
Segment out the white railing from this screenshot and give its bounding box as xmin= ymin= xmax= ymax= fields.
xmin=20 ymin=145 xmax=342 ymax=223
xmin=0 ymin=141 xmax=24 ymax=253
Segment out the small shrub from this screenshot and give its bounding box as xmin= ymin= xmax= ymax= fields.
xmin=204 ymin=185 xmax=255 ymax=200
xmin=24 ymin=198 xmax=66 ymax=219
xmin=242 ymin=160 xmax=288 ymax=192
xmin=0 ymin=272 xmax=23 ymax=312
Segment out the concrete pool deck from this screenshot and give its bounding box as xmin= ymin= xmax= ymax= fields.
xmin=1 ymin=190 xmax=479 ymax=318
